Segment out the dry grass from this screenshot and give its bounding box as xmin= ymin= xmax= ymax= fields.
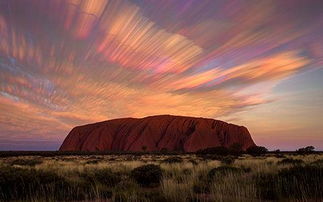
xmin=0 ymin=153 xmax=322 ymax=201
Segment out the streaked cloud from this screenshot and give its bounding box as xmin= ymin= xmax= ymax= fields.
xmin=0 ymin=0 xmax=322 ymax=149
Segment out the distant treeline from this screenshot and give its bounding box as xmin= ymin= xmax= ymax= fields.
xmin=0 ymin=147 xmax=321 ymax=157
xmin=0 ymin=150 xmax=188 ymax=157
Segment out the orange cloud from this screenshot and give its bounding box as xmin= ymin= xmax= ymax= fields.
xmin=151 ymin=51 xmax=309 ymax=91
xmin=0 ymin=0 xmax=321 ymax=150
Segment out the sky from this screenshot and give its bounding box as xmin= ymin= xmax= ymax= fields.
xmin=0 ymin=0 xmax=322 ymax=151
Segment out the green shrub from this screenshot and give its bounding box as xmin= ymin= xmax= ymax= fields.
xmin=130 ymin=164 xmax=162 ymax=187
xmin=246 ymin=146 xmax=268 ymax=156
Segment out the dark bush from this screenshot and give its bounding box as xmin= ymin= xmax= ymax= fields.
xmin=10 ymin=158 xmax=43 ymax=166
xmin=197 ymin=146 xmax=230 ymax=155
xmin=141 ymin=145 xmax=147 ymax=152
xmin=277 ymin=158 xmax=304 ymax=165
xmin=160 ymin=148 xmax=168 ymax=153
xmin=221 ymin=156 xmax=235 ymax=165
xmin=86 ymin=159 xmax=100 ymax=164
xmin=198 ymin=154 xmax=237 ymax=164
xmin=274 ymin=153 xmax=285 ymax=158
xmin=130 ymin=164 xmax=162 ymax=187
xmin=162 ymin=157 xmax=183 ymax=164
xmin=246 ymin=146 xmax=268 ymax=156
xmin=229 ymin=143 xmax=243 ymax=154
xmin=200 ymin=154 xmax=222 ymax=160
xmin=297 ymin=146 xmax=315 ymax=154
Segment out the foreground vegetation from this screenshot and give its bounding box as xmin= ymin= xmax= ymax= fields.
xmin=0 ymin=152 xmax=322 ymax=201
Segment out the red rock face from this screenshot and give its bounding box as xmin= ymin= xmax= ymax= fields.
xmin=59 ymin=115 xmax=256 ymax=152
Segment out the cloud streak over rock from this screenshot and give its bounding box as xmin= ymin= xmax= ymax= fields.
xmin=0 ymin=0 xmax=322 ymax=150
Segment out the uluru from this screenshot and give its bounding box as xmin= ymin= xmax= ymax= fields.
xmin=59 ymin=115 xmax=256 ymax=152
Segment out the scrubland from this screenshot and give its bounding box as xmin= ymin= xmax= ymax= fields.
xmin=0 ymin=152 xmax=322 ymax=201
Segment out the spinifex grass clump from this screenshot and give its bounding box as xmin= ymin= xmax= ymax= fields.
xmin=81 ymin=168 xmax=121 ymax=186
xmin=278 ymin=165 xmax=323 ymax=198
xmin=193 ymin=166 xmax=248 ymax=195
xmin=131 ymin=164 xmax=162 ymax=187
xmin=0 ymin=153 xmax=322 ymax=201
xmin=255 ymin=165 xmax=323 ymax=200
xmin=207 ymin=166 xmax=248 ymax=182
xmin=0 ymin=166 xmax=119 ymax=201
xmin=0 ymin=166 xmax=74 ymax=200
